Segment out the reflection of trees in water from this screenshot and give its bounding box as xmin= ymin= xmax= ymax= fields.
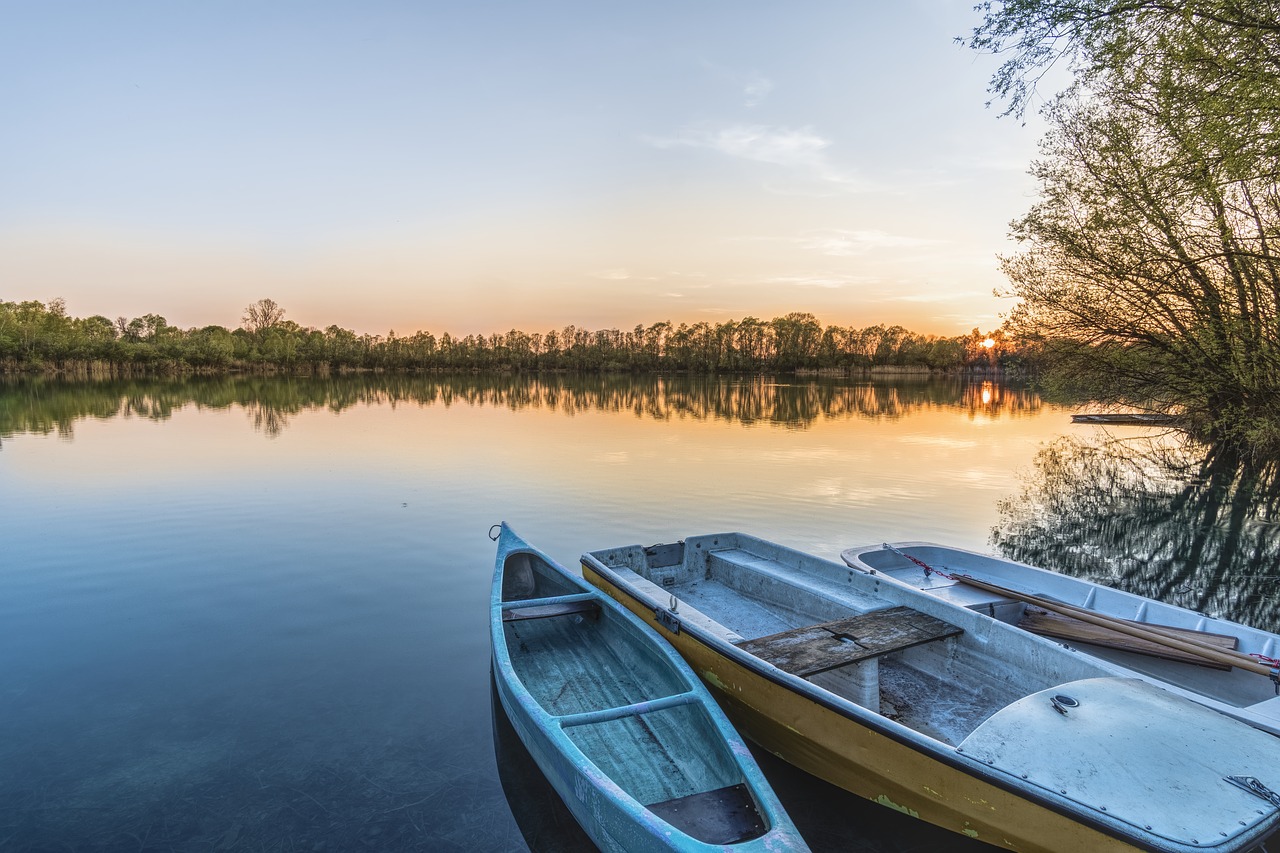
xmin=0 ymin=373 xmax=1043 ymax=442
xmin=992 ymin=436 xmax=1280 ymax=630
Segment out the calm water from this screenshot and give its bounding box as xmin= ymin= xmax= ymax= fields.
xmin=1 ymin=373 xmax=1276 ymax=852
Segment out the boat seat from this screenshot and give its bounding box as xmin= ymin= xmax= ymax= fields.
xmin=600 ymin=564 xmax=745 ymax=644
xmin=734 ymin=606 xmax=963 ymax=678
xmin=502 ymin=599 xmax=601 ymax=622
xmin=649 ymin=783 xmax=767 ymax=845
xmin=707 ymin=549 xmax=891 ymax=616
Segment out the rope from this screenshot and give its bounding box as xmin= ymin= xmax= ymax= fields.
xmin=881 ymin=543 xmax=955 ymax=579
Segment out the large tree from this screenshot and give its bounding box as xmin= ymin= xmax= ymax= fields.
xmin=969 ymin=1 xmax=1280 ymax=450
xmin=242 ymin=298 xmax=286 ymax=337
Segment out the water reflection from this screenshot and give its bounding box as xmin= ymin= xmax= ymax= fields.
xmin=0 ymin=373 xmax=1043 ymax=442
xmin=491 ymin=677 xmax=597 ymax=853
xmin=992 ymin=435 xmax=1280 ymax=630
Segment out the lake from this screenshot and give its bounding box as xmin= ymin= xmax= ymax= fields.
xmin=2 ymin=373 xmax=1276 ymax=852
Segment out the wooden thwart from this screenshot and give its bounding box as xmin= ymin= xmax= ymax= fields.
xmin=734 ymin=606 xmax=962 ymax=678
xmin=1019 ymin=608 xmax=1238 ymax=670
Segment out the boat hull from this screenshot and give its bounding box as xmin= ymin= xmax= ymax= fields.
xmin=583 ymin=563 xmax=1127 ymax=853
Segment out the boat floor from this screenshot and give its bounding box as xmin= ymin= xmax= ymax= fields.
xmin=875 ymin=660 xmax=1007 ymax=744
xmin=678 ymin=576 xmax=796 ymax=639
xmin=674 ymin=576 xmax=1010 ymax=745
xmin=504 ymin=612 xmax=740 ymax=806
xmin=648 ymin=783 xmax=766 ymax=845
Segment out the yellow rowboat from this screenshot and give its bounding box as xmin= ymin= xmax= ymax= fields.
xmin=582 ymin=533 xmax=1280 ymax=853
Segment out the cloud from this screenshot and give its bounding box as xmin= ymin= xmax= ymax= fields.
xmin=592 ymin=268 xmax=633 ymax=280
xmin=885 ymin=291 xmax=971 ymax=304
xmin=793 ymin=228 xmax=943 ymax=256
xmin=647 ymin=124 xmax=861 ymax=189
xmin=761 ymin=273 xmax=877 ymax=290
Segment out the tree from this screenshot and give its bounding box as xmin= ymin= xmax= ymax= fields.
xmin=969 ymin=0 xmax=1280 ymax=451
xmin=967 ymin=1 xmax=1280 ymax=122
xmin=242 ymin=298 xmax=286 ymax=337
xmin=770 ymin=312 xmax=821 ymax=370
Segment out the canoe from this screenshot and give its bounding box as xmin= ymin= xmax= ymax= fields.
xmin=582 ymin=532 xmax=1280 ymax=853
xmin=841 ymin=541 xmax=1280 ymax=737
xmin=490 ymin=523 xmax=807 ymax=853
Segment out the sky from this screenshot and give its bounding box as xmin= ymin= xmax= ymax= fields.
xmin=0 ymin=1 xmax=1050 ymax=338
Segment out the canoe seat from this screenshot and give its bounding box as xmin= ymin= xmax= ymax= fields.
xmin=649 ymin=783 xmax=767 ymax=845
xmin=734 ymin=606 xmax=963 ymax=678
xmin=502 ymin=599 xmax=601 ymax=622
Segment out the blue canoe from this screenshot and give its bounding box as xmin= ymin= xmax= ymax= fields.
xmin=490 ymin=523 xmax=807 ymax=852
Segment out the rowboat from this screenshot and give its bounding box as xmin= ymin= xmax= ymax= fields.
xmin=490 ymin=523 xmax=807 ymax=853
xmin=841 ymin=541 xmax=1280 ymax=737
xmin=582 ymin=532 xmax=1280 ymax=853
xmin=1071 ymin=413 xmax=1176 ymax=424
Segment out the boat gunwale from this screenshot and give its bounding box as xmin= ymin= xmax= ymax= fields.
xmin=843 ymin=540 xmax=1270 ymax=642
xmin=581 ymin=543 xmax=1280 ymax=853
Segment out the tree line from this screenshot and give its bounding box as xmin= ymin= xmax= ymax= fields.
xmin=0 ymin=298 xmax=1013 ymax=375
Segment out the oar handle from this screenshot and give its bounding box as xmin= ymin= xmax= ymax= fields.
xmin=954 ymin=574 xmax=1279 ymax=679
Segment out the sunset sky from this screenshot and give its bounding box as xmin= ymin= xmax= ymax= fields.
xmin=1 ymin=1 xmax=1049 ymax=338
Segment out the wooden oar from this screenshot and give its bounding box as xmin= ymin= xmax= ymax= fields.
xmin=952 ymin=573 xmax=1280 ymax=679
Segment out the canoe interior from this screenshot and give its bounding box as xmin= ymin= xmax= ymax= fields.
xmin=499 ymin=548 xmax=759 ymax=833
xmin=852 ymin=544 xmax=1280 ymax=715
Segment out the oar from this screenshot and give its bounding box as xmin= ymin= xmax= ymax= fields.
xmin=952 ymin=573 xmax=1280 ymax=679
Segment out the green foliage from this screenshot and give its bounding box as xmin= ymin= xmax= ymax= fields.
xmin=970 ymin=0 xmax=1280 ymax=452
xmin=0 ymin=298 xmax=1008 ymax=377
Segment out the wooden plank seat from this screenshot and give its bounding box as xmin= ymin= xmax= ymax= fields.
xmin=1018 ymin=607 xmax=1239 ymax=669
xmin=502 ymin=599 xmax=601 ymax=622
xmin=734 ymin=606 xmax=962 ymax=678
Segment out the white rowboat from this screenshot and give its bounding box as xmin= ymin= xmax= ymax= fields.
xmin=841 ymin=541 xmax=1280 ymax=737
